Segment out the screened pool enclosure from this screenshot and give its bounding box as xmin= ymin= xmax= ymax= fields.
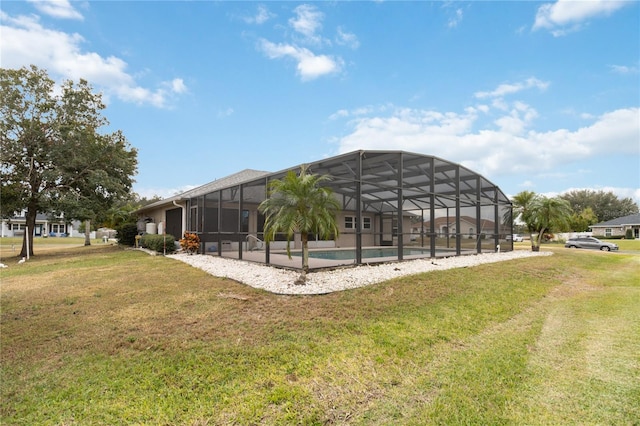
xmin=140 ymin=150 xmax=513 ymax=270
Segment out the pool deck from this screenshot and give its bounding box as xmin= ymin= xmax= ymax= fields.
xmin=215 ymin=247 xmax=485 ymax=270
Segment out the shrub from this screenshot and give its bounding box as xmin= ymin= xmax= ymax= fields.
xmin=180 ymin=232 xmax=200 ymax=254
xmin=625 ymin=229 xmax=633 ymax=239
xmin=140 ymin=234 xmax=176 ymax=254
xmin=603 ymin=235 xmax=625 ymax=240
xmin=116 ymin=223 xmax=139 ymax=246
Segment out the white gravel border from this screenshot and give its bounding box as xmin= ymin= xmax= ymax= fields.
xmin=167 ymin=250 xmax=552 ymax=295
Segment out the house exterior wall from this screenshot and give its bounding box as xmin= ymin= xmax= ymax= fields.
xmin=591 ymin=225 xmax=639 ymax=238
xmin=137 ymin=203 xmax=186 ymax=239
xmin=1 ymin=218 xmax=74 ymax=238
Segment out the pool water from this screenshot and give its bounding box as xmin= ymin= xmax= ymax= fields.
xmin=290 ymin=247 xmax=432 ymax=261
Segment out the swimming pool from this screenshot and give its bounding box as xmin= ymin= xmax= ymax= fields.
xmin=290 ymin=247 xmax=432 ymax=261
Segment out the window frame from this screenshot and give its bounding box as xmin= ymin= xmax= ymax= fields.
xmin=345 ymin=215 xmax=371 ymax=230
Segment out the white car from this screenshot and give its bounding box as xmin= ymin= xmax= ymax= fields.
xmin=512 ymin=234 xmax=524 ymax=242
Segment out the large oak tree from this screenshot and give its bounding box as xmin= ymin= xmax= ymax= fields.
xmin=561 ymin=189 xmax=639 ymax=223
xmin=1 ymin=66 xmax=138 ymax=257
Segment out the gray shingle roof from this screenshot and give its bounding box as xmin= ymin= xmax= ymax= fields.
xmin=138 ymin=169 xmax=270 ymax=211
xmin=591 ymin=213 xmax=640 ymax=227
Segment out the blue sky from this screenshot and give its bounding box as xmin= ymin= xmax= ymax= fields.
xmin=2 ymin=0 xmax=639 ymax=204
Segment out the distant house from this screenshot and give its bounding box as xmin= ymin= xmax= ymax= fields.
xmin=1 ymin=212 xmax=79 ymax=238
xmin=418 ymin=216 xmax=496 ymax=239
xmin=590 ymin=213 xmax=640 ymax=239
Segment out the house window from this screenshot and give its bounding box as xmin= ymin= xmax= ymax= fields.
xmin=189 ymin=206 xmax=198 ymax=232
xmin=241 ymin=209 xmax=249 ymax=233
xmin=11 ymin=224 xmax=26 ymax=231
xmin=51 ymin=224 xmax=66 ymax=233
xmin=345 ymin=216 xmax=355 ymax=229
xmin=363 ymin=217 xmax=371 ymax=230
xmin=345 ymin=216 xmax=371 ymax=230
xmin=605 ymin=228 xmax=612 ymax=237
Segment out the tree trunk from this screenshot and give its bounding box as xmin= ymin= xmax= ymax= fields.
xmin=532 ymin=229 xmax=546 ymax=252
xmin=84 ymin=220 xmax=91 ymax=246
xmin=20 ymin=205 xmax=37 ymax=258
xmin=296 ymin=232 xmax=309 ymax=284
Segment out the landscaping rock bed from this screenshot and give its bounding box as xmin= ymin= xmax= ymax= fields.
xmin=168 ymin=250 xmax=552 ymax=295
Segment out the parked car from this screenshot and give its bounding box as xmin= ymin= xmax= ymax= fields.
xmin=512 ymin=234 xmax=524 ymax=242
xmin=564 ymin=237 xmax=619 ymax=251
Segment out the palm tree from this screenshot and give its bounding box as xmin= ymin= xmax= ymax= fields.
xmin=258 ymin=165 xmax=340 ymax=284
xmin=512 ymin=191 xmax=572 ymax=251
xmin=528 ymin=196 xmax=572 ymax=251
xmin=511 ymin=190 xmax=538 ymax=250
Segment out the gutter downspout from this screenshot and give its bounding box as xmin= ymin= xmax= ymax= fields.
xmin=173 ymin=200 xmax=186 ymax=238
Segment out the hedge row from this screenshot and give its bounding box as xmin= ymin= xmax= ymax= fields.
xmin=140 ymin=234 xmax=176 ymax=253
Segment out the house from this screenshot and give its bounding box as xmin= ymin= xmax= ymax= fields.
xmin=418 ymin=216 xmax=497 ymax=239
xmin=590 ymin=213 xmax=640 ymax=239
xmin=1 ymin=212 xmax=79 ymax=238
xmin=135 ymin=150 xmax=513 ymax=268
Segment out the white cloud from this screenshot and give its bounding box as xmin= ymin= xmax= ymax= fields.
xmin=335 ymin=102 xmax=639 ymax=180
xmin=258 ymin=39 xmax=342 ymax=81
xmin=335 ymin=27 xmax=360 ymax=49
xmin=533 ymin=0 xmax=629 ymax=36
xmin=244 ymin=4 xmax=274 ymax=25
xmin=329 ymin=105 xmax=384 ymax=120
xmin=27 ymin=0 xmax=84 ymax=20
xmin=136 ymin=184 xmax=200 ymax=200
xmin=329 ymin=109 xmax=350 ymax=120
xmin=610 ymin=64 xmax=639 ymax=75
xmin=474 ymin=77 xmax=549 ymax=99
xmin=255 ymin=4 xmax=355 ymax=80
xmin=169 ymin=78 xmax=187 ymax=94
xmin=217 ymin=107 xmax=234 ymax=118
xmin=494 ymin=102 xmax=539 ymax=135
xmin=0 ymin=11 xmax=186 ymax=108
xmin=289 ymin=4 xmax=324 ymax=40
xmin=448 ymin=8 xmax=463 ymax=28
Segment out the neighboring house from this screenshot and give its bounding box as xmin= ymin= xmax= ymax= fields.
xmin=590 ymin=213 xmax=640 ymax=239
xmin=418 ymin=216 xmax=497 ymax=239
xmin=1 ymin=212 xmax=79 ymax=238
xmin=135 ymin=150 xmax=513 ymax=266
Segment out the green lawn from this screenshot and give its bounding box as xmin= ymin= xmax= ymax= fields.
xmin=1 ymin=245 xmax=638 ymax=425
xmin=514 ymin=238 xmax=640 ymax=252
xmin=607 ymin=238 xmax=640 ymax=251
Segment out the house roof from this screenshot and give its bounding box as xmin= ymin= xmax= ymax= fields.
xmin=590 ymin=213 xmax=640 ymax=228
xmin=137 ymin=168 xmax=270 ymax=212
xmin=5 ymin=213 xmax=66 ymax=222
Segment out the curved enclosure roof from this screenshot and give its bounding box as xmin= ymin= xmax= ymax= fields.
xmin=265 ymin=150 xmax=510 ymax=212
xmin=139 ymin=150 xmax=511 ymax=213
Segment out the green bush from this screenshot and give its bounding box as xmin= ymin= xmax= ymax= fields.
xmin=625 ymin=229 xmax=633 ymax=239
xmin=140 ymin=234 xmax=176 ymax=254
xmin=115 ymin=223 xmax=139 ymax=246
